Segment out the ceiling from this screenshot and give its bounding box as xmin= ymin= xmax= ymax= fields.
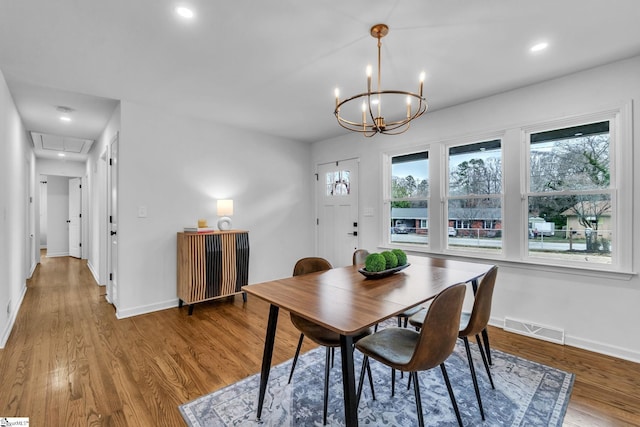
xmin=1 ymin=1 xmax=640 ymax=156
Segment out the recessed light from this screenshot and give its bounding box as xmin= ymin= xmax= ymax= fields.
xmin=176 ymin=6 xmax=194 ymax=19
xmin=530 ymin=42 xmax=549 ymax=53
xmin=60 ymin=116 xmax=71 ymax=122
xmin=58 ymin=153 xmax=66 ymax=157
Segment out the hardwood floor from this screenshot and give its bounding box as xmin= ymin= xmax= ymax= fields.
xmin=1 ymin=255 xmax=639 ymax=426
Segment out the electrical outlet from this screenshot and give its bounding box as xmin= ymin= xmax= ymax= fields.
xmin=138 ymin=206 xmax=147 ymax=218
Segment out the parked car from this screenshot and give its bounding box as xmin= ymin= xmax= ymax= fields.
xmin=448 ymin=227 xmax=457 ymax=237
xmin=395 ymin=222 xmax=409 ymax=234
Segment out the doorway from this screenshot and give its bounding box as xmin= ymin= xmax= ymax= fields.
xmin=40 ymin=175 xmax=82 ymax=258
xmin=316 ymin=159 xmax=360 ymax=267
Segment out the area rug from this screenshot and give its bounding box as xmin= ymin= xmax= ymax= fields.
xmin=180 ymin=339 xmax=574 ymax=426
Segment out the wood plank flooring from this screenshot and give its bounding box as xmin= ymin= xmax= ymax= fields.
xmin=0 ymin=254 xmax=639 ymax=426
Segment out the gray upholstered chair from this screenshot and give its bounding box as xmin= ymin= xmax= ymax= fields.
xmin=409 ymin=265 xmax=498 ymax=421
xmin=288 ymin=256 xmax=374 ymax=425
xmin=352 ymin=248 xmax=369 ymax=265
xmin=356 ymin=284 xmax=467 ymax=427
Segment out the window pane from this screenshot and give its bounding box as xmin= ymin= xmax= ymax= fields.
xmin=326 ymin=170 xmax=350 ymax=196
xmin=447 ymin=197 xmax=502 ymax=252
xmin=449 ymin=140 xmax=501 ymax=196
xmin=390 ymin=202 xmax=428 ymax=245
xmin=528 ymin=193 xmax=612 ymax=264
xmin=392 ymin=152 xmax=429 ymax=199
xmin=530 ymin=122 xmax=610 ymax=192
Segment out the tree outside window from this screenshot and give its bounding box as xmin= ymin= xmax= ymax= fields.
xmin=527 ymin=121 xmax=613 ymax=263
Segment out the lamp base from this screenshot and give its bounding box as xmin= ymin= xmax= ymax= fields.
xmin=217 ymin=216 xmax=232 ymax=231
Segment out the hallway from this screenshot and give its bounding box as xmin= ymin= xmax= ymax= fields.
xmin=0 ymin=254 xmax=304 ymax=426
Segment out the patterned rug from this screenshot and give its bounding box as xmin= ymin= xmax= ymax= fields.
xmin=180 ymin=338 xmax=574 ymax=426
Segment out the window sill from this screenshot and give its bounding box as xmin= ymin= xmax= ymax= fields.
xmin=379 ymin=243 xmax=635 ymax=281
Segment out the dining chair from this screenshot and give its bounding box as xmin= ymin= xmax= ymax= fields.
xmin=352 ymin=248 xmax=369 ymax=265
xmin=288 ymin=256 xmax=375 ymax=425
xmin=355 ymin=283 xmax=467 ymax=427
xmin=409 ymin=265 xmax=498 ymax=421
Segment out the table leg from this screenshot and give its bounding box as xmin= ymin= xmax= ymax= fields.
xmin=340 ymin=334 xmax=358 ymax=426
xmin=257 ymin=304 xmax=279 ymax=420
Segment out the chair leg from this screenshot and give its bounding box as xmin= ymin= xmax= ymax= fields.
xmin=323 ymin=347 xmax=331 ymax=425
xmin=391 ymin=368 xmax=396 ymax=397
xmin=463 ymin=336 xmax=485 ymax=420
xmin=356 ymin=355 xmax=369 ymax=405
xmin=475 ymin=334 xmax=495 ymax=389
xmin=440 ymin=363 xmax=463 ymax=427
xmin=481 ymin=328 xmax=492 ymax=365
xmin=411 ymin=372 xmax=425 ymax=427
xmin=366 ymin=359 xmax=376 ymax=401
xmin=288 ymin=333 xmax=305 ymax=384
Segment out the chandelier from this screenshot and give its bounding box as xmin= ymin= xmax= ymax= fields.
xmin=334 ymin=24 xmax=428 ymax=137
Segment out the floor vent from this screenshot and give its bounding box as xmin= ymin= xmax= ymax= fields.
xmin=503 ymin=317 xmax=565 ymax=345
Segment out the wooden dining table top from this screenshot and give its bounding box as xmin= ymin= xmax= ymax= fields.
xmin=243 ymin=257 xmax=493 ymax=335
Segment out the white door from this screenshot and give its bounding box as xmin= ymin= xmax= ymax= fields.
xmin=107 ymin=134 xmax=119 ymax=307
xmin=68 ymin=177 xmax=82 ymax=258
xmin=317 ymin=159 xmax=359 ymax=267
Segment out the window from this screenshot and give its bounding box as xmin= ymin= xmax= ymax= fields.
xmin=325 ymin=170 xmax=350 ymax=196
xmin=386 ymin=150 xmax=429 ymax=246
xmin=526 ymin=120 xmax=614 ymax=265
xmin=446 ymin=140 xmax=503 ymax=253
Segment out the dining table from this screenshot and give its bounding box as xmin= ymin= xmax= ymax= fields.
xmin=242 ymin=256 xmax=494 ymax=427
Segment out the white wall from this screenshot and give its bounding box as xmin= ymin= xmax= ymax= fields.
xmin=312 ymin=56 xmax=640 ymax=362
xmin=114 ymin=101 xmax=313 ymax=318
xmin=0 ymin=70 xmax=32 ymax=348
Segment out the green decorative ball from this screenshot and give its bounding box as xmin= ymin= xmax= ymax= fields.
xmin=381 ymin=251 xmax=398 ymax=269
xmin=391 ymin=249 xmax=407 ymax=266
xmin=365 ymin=253 xmax=387 ymax=272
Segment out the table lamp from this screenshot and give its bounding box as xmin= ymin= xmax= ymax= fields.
xmin=217 ymin=199 xmax=233 ymax=231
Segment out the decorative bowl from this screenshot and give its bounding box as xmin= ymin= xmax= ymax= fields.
xmin=358 ymin=263 xmax=410 ymax=279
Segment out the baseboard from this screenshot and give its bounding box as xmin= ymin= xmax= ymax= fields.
xmin=87 ymin=261 xmax=101 ymax=286
xmin=565 ymin=335 xmax=640 ymax=364
xmin=115 ymin=299 xmax=179 ymax=319
xmin=46 ymin=251 xmax=69 ymax=258
xmin=0 ymin=284 xmax=27 ymax=349
xmin=488 ymin=316 xmax=640 ymax=364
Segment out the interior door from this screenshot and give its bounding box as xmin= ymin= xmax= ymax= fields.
xmin=317 ymin=159 xmax=359 ymax=267
xmin=68 ymin=177 xmax=81 ymax=258
xmin=107 ymin=134 xmax=119 ymax=307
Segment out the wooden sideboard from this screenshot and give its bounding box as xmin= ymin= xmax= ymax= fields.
xmin=177 ymin=230 xmax=249 ymax=315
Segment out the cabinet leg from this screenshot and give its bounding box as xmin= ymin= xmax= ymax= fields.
xmin=178 ymin=299 xmax=183 ymax=308
xmin=242 ymin=292 xmax=247 ymax=302
xmin=188 ymin=305 xmax=194 ymax=316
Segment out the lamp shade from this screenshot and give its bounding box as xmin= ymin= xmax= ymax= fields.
xmin=216 ymin=199 xmax=234 ymax=231
xmin=217 ymin=199 xmax=234 ymax=216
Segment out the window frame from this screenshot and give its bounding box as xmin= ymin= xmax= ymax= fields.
xmin=382 ymin=145 xmax=430 ymax=250
xmin=520 ymin=105 xmax=632 ymax=273
xmin=444 ymin=137 xmax=504 ymax=255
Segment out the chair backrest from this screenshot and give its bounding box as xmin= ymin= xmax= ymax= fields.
xmin=352 ymin=249 xmax=370 ymax=266
xmin=292 ymin=257 xmax=332 ymax=276
xmin=459 ymin=265 xmax=498 ymax=337
xmin=404 ymin=283 xmax=466 ymax=372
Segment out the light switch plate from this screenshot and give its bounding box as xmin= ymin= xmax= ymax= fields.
xmin=138 ymin=206 xmax=147 ymax=218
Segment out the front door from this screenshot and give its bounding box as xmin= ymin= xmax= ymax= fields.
xmin=316 ymin=159 xmax=359 ymax=267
